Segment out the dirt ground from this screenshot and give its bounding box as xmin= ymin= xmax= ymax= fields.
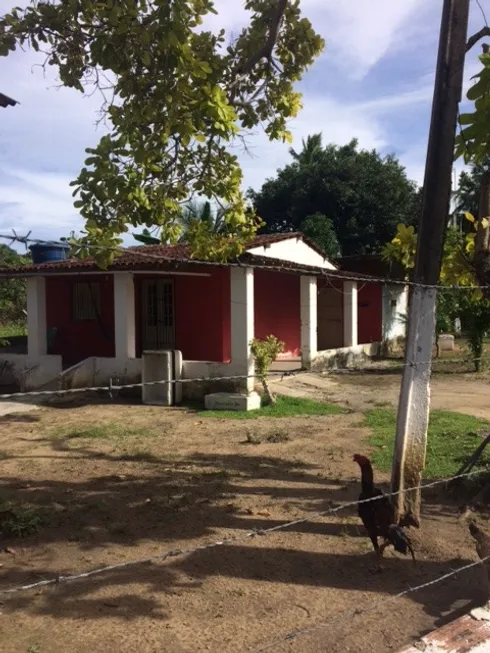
xmin=0 ymin=369 xmax=488 ymax=653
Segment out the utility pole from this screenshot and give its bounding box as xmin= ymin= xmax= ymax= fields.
xmin=392 ymin=0 xmax=470 ymax=526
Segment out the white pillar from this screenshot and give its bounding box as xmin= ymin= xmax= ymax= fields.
xmin=114 ymin=272 xmax=136 ymax=359
xmin=300 ymin=276 xmax=317 ymax=368
xmin=343 ymin=280 xmax=358 ymax=347
xmin=27 ymin=277 xmax=47 ymax=356
xmin=230 ymin=267 xmax=254 ymax=392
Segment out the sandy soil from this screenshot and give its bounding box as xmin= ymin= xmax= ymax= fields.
xmin=0 ymin=371 xmax=487 ymax=653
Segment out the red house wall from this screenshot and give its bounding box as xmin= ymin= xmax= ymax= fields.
xmin=46 ymin=275 xmax=115 ymax=367
xmin=254 ymin=270 xmax=301 ymax=357
xmin=358 ymin=283 xmax=382 ymax=344
xmin=134 ymin=267 xmax=231 ymax=362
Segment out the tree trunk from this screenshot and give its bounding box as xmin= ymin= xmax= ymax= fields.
xmin=261 ymin=377 xmax=276 ymax=406
xmin=391 ymin=0 xmax=470 ymax=526
xmin=392 ymin=286 xmax=437 ymax=527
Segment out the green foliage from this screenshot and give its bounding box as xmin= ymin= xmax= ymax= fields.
xmin=249 ymin=136 xmax=420 ymax=256
xmin=300 ymin=213 xmax=340 ymax=258
xmin=250 ymin=335 xmax=285 ymax=380
xmin=178 ymin=200 xmax=229 ymax=241
xmin=0 ymin=1 xmax=324 ymax=264
xmin=454 ymin=160 xmax=490 ymax=231
xmin=366 ymin=408 xmax=490 ymax=479
xmin=0 ymin=245 xmax=29 ymax=329
xmin=383 ymin=223 xmax=478 ymax=291
xmin=458 ymin=292 xmax=490 ymax=371
xmin=202 ymin=394 xmax=343 ymax=419
xmin=383 ymin=220 xmax=490 ymax=371
xmin=455 ymin=52 xmax=490 ymax=164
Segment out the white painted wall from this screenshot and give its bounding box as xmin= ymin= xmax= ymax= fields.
xmin=300 ymin=276 xmax=317 ymax=368
xmin=343 ymin=281 xmax=358 ymax=347
xmin=382 ymin=285 xmax=408 ymax=341
xmin=27 ymin=277 xmax=47 ymax=356
xmin=59 ymin=356 xmax=142 ymax=390
xmin=230 ymin=267 xmax=255 ymax=393
xmin=0 ymin=354 xmax=62 ymax=391
xmin=247 ymin=238 xmax=337 ymax=270
xmin=312 ymin=343 xmax=379 ymax=371
xmin=114 ymin=272 xmax=136 ymax=359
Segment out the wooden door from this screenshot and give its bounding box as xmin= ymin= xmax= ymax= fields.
xmin=317 ymin=287 xmax=343 ymax=350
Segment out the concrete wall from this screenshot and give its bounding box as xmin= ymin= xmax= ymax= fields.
xmin=58 ymin=356 xmax=142 ymax=391
xmin=382 ymin=285 xmax=408 ymax=341
xmin=247 ymin=238 xmax=337 ymax=270
xmin=49 ymin=356 xmax=248 ymax=399
xmin=0 ymin=354 xmax=62 ymax=391
xmin=311 ymin=343 xmax=380 ymax=371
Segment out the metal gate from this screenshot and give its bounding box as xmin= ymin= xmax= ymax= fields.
xmin=141 ymin=279 xmax=175 ymax=351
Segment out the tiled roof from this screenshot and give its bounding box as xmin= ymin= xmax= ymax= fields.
xmin=0 ymin=93 xmax=18 ymax=108
xmin=0 ymin=233 xmax=377 ymax=281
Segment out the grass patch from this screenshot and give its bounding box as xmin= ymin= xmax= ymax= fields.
xmin=52 ymin=423 xmax=150 ymax=440
xmin=202 ymin=395 xmax=343 ymax=420
xmin=0 ymin=505 xmax=42 ymax=537
xmin=366 ymin=408 xmax=490 ymax=478
xmin=0 ymin=323 xmax=27 ymax=338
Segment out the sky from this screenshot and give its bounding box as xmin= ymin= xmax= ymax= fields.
xmin=0 ymin=0 xmax=488 ymax=245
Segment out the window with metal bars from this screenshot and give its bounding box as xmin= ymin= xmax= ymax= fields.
xmin=73 ymin=282 xmax=101 ymax=321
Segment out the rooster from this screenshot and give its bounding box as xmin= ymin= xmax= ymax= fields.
xmin=353 ymin=454 xmax=415 ymax=566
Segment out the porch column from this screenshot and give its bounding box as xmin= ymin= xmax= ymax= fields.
xmin=230 ymin=267 xmax=254 ymax=392
xmin=300 ymin=276 xmax=317 ymax=368
xmin=27 ymin=277 xmax=47 ymax=356
xmin=114 ymin=272 xmax=136 ymax=359
xmin=343 ymin=280 xmax=358 ymax=347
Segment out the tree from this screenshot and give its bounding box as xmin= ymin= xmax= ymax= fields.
xmin=250 ymin=335 xmax=284 ymax=406
xmin=454 ymin=159 xmax=490 ymax=233
xmin=249 ymin=137 xmax=420 ymax=256
xmin=0 ymin=245 xmax=30 ymax=328
xmin=299 ymin=213 xmax=340 ymax=259
xmin=383 ymin=222 xmax=490 ymax=371
xmin=289 ymin=133 xmax=324 ymax=165
xmin=178 ymin=200 xmax=228 ymax=241
xmin=132 ymin=200 xmax=230 ymax=244
xmin=0 ymin=1 xmax=324 ymax=264
xmin=455 ymin=41 xmax=490 ymax=294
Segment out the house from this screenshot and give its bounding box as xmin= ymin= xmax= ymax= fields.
xmin=0 ymin=233 xmax=407 ymax=396
xmin=0 ymin=93 xmax=19 ymax=108
xmin=336 ymin=253 xmax=408 ymax=345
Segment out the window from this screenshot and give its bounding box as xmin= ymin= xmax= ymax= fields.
xmin=73 ymin=282 xmax=101 ymax=321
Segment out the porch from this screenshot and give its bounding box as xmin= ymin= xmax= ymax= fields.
xmin=2 ymin=266 xmax=363 ymax=394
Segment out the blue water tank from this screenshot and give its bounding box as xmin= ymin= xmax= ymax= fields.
xmin=29 ymin=242 xmax=70 ymax=264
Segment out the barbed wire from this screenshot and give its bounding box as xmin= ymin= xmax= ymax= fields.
xmin=0 ymin=231 xmax=489 ymax=291
xmin=248 ymin=554 xmax=490 ymax=652
xmin=0 ymin=354 xmax=487 ymax=401
xmin=0 ymin=465 xmax=487 ymax=597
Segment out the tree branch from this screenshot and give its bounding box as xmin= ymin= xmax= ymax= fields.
xmin=466 ymin=26 xmax=490 ymax=52
xmin=236 ymin=0 xmax=288 ymax=75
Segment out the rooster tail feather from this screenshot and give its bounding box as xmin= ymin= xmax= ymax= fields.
xmin=388 ymin=525 xmax=416 ymax=565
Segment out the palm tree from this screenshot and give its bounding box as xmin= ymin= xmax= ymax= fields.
xmin=289 ymin=133 xmax=324 ymax=165
xmin=178 ymin=200 xmax=228 ymax=241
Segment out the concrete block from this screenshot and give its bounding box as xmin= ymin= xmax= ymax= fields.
xmin=438 ymin=334 xmax=455 ymax=351
xmin=142 ymin=350 xmax=183 ymax=406
xmin=204 ymin=392 xmax=261 ymax=412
